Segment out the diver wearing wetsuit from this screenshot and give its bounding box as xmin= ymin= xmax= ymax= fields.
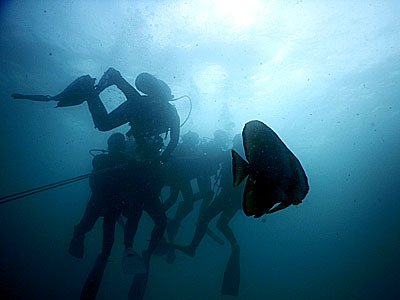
xmin=89 ymin=68 xmax=179 ymax=267
xmin=177 ymin=134 xmax=244 ymax=257
xmin=63 ymin=68 xmax=178 ymax=259
xmin=11 ymin=68 xmax=180 ymax=161
xmin=68 ymin=133 xmax=130 ymax=300
xmin=69 ymin=133 xmax=128 ymax=259
xmin=163 ymin=131 xmax=228 ymax=247
xmin=89 ymin=68 xmax=180 ymax=162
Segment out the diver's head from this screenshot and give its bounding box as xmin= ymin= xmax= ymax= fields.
xmin=182 ymin=131 xmax=200 ymax=147
xmin=232 ymin=134 xmax=242 ymax=151
xmin=213 ymin=130 xmax=229 ymax=150
xmin=107 ymin=133 xmax=126 ymax=152
xmin=135 ymin=72 xmax=173 ymax=102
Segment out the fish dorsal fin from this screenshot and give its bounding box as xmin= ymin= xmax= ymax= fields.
xmin=232 ymin=150 xmax=249 ymax=187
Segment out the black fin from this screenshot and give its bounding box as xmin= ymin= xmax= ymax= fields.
xmin=221 ymin=244 xmax=240 ymax=296
xmin=80 ymin=253 xmax=108 ymax=300
xmin=11 ymin=94 xmax=54 ymax=102
xmin=232 ymin=150 xmax=249 ymax=187
xmin=128 ymin=251 xmax=150 ymax=300
xmin=128 ymin=272 xmax=148 ymax=300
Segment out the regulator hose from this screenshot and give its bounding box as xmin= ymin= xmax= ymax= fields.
xmin=171 ymin=95 xmax=192 ymax=127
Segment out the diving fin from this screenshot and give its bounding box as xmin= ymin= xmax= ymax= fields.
xmin=11 ymin=93 xmax=54 ymax=102
xmin=128 ymin=251 xmax=150 ymax=300
xmin=221 ymin=244 xmax=240 ymax=297
xmin=80 ymin=253 xmax=108 ymax=300
xmin=232 ymin=150 xmax=249 ymax=187
xmin=11 ymin=75 xmax=96 ymax=108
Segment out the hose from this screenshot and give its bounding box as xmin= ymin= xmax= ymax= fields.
xmin=171 ymin=95 xmax=192 ymax=127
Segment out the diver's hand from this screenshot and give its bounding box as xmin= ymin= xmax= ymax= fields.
xmin=96 ymin=67 xmax=122 ymax=93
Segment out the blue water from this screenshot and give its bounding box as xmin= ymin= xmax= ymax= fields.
xmin=1 ymin=1 xmax=399 ymax=299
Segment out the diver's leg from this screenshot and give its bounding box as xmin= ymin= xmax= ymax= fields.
xmin=162 ymin=185 xmax=180 ymax=212
xmin=216 ymin=203 xmax=239 ymax=247
xmin=192 ymin=195 xmax=224 ymax=248
xmin=196 ymin=175 xmax=214 ymax=217
xmin=69 ymin=194 xmax=101 ymax=258
xmin=86 ymin=68 xmax=144 ymax=131
xmin=165 ymin=182 xmax=194 ymax=263
xmin=121 ymin=195 xmax=148 ymax=275
xmin=80 ymin=208 xmax=119 ymax=300
xmin=167 ymin=181 xmax=194 ymax=242
xmin=176 ymin=195 xmax=224 ymax=257
xmin=74 ymin=194 xmax=102 ymax=234
xmin=101 ymin=208 xmax=120 ymax=257
xmin=80 ymin=212 xmax=118 ymax=300
xmin=196 ymin=174 xmax=211 ymax=197
xmin=144 ymin=196 xmax=167 ymax=257
xmin=124 ymin=198 xmax=144 ymax=249
xmin=96 ymin=68 xmax=141 ymax=100
xmin=86 ymin=95 xmax=132 ymax=131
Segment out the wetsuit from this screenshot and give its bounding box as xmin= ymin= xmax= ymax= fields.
xmin=182 ymin=148 xmax=245 ymax=256
xmin=163 ymin=141 xmax=220 ymax=244
xmin=81 ymin=69 xmax=179 ymax=257
xmin=69 ymin=151 xmax=128 ymax=258
xmin=86 ymin=69 xmax=180 ymax=161
xmin=123 ymin=157 xmax=167 ymax=256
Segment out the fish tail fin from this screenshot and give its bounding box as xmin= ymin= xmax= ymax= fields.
xmin=232 ymin=150 xmax=249 ymax=187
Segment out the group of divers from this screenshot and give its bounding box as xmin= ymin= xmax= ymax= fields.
xmin=10 ymin=67 xmax=309 ymax=300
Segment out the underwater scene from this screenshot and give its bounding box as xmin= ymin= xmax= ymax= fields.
xmin=0 ymin=1 xmax=399 ymax=299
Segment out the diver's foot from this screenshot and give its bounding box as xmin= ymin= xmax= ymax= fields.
xmin=174 ymin=244 xmax=196 ymax=257
xmin=96 ymin=68 xmax=121 ymax=93
xmin=69 ymin=232 xmax=85 ymax=258
xmin=166 ymin=247 xmax=176 ymax=264
xmin=122 ymin=248 xmax=146 ymax=275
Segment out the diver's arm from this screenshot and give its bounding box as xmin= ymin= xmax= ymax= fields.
xmin=96 ymin=68 xmax=140 ymax=100
xmin=87 ymin=95 xmax=131 ymax=131
xmin=161 ymin=107 xmax=180 ymax=161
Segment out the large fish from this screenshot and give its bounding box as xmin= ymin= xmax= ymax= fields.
xmin=232 ymin=120 xmax=309 ymax=218
xmin=11 ymin=75 xmax=96 ymax=107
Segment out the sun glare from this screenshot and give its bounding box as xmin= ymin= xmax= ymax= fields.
xmin=214 ymin=0 xmax=261 ymax=29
